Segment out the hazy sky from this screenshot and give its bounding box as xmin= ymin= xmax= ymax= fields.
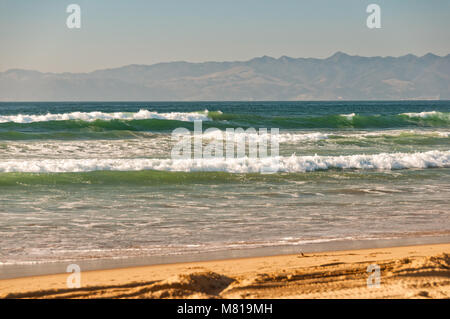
xmin=1 ymin=0 xmax=449 ymax=73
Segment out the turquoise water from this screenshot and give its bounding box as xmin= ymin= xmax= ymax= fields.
xmin=0 ymin=101 xmax=449 ymax=265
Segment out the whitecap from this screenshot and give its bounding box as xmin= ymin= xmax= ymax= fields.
xmin=0 ymin=109 xmax=211 ymax=123
xmin=0 ymin=150 xmax=448 ymax=173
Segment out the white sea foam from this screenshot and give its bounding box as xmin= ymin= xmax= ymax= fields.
xmin=343 ymin=130 xmax=450 ymax=138
xmin=0 ymin=109 xmax=211 ymax=123
xmin=201 ymin=130 xmax=329 ymax=143
xmin=200 ymin=129 xmax=450 ymax=143
xmin=0 ymin=138 xmax=173 ymax=160
xmin=341 ymin=113 xmax=356 ymax=120
xmin=437 ymin=132 xmax=450 ymax=138
xmin=402 ymin=111 xmax=450 ymax=119
xmin=0 ymin=150 xmax=448 ymax=173
xmin=1 ymin=130 xmax=447 ymax=160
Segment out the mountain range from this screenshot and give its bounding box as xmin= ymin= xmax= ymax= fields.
xmin=1 ymin=52 xmax=449 ymax=101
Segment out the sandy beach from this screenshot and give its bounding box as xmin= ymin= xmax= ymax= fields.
xmin=1 ymin=243 xmax=448 ymax=299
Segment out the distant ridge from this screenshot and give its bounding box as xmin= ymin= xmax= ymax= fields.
xmin=1 ymin=52 xmax=449 ymax=101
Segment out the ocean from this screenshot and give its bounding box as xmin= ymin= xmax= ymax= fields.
xmin=0 ymin=101 xmax=449 ymax=269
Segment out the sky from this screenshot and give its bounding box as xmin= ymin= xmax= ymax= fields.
xmin=0 ymin=0 xmax=449 ymax=73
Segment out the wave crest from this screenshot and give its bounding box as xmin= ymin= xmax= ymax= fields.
xmin=0 ymin=150 xmax=448 ymax=173
xmin=0 ymin=109 xmax=211 ymax=124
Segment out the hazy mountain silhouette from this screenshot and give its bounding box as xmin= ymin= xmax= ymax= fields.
xmin=1 ymin=52 xmax=449 ymax=101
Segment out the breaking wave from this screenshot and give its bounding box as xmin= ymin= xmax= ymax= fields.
xmin=0 ymin=109 xmax=211 ymax=124
xmin=0 ymin=111 xmax=449 ymax=136
xmin=0 ymin=150 xmax=448 ymax=174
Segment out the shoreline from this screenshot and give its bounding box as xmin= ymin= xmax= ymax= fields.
xmin=1 ymin=233 xmax=449 ymax=281
xmin=1 ymin=241 xmax=449 ymax=299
